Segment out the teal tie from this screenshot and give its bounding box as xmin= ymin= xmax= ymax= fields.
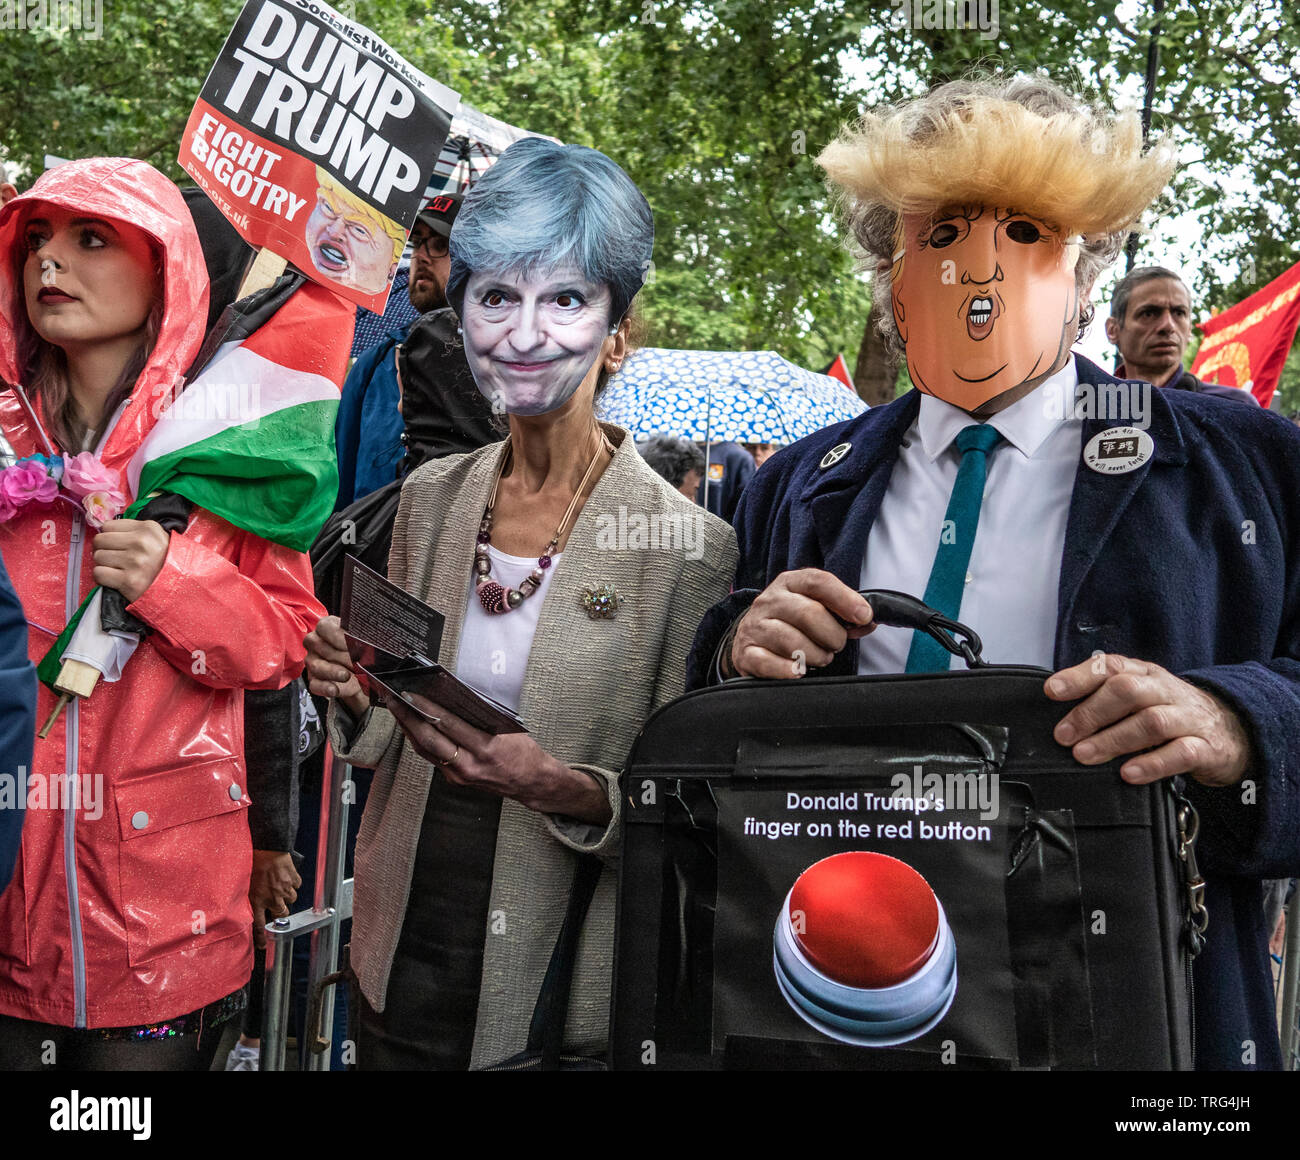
xmin=905 ymin=422 xmax=1004 ymax=673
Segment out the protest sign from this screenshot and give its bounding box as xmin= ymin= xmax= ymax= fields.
xmin=179 ymin=0 xmax=459 ymax=312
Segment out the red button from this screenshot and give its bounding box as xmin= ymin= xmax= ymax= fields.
xmin=789 ymin=852 xmax=940 ymax=988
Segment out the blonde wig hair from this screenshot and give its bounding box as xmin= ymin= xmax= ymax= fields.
xmin=817 ymin=74 xmax=1177 ymax=355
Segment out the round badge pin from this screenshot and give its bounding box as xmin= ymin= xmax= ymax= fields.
xmin=820 ymin=442 xmax=851 ymax=469
xmin=1082 ymin=426 xmax=1154 ymax=475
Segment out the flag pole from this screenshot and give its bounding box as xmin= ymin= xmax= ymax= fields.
xmin=1125 ymin=0 xmax=1165 ymax=273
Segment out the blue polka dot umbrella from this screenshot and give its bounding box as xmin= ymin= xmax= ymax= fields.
xmin=598 ymin=347 xmax=866 ymax=444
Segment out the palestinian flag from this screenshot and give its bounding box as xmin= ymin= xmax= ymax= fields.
xmin=125 ymin=276 xmax=353 ymax=551
xmin=38 ymin=274 xmax=353 ymax=690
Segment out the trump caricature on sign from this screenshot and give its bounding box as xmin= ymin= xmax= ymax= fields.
xmin=304 ymin=167 xmax=406 ymax=297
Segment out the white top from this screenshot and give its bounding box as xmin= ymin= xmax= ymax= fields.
xmin=857 ymin=358 xmax=1081 ymax=673
xmin=456 ymin=546 xmax=562 ymax=714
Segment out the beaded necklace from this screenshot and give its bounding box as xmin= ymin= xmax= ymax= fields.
xmin=473 ymin=431 xmax=613 ymax=614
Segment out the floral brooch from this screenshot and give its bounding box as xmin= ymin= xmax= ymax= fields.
xmin=580 ymin=584 xmax=621 ymax=620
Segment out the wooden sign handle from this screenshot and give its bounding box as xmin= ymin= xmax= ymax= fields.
xmin=38 ymin=659 xmax=101 ymax=739
xmin=237 ymin=246 xmax=289 ymax=299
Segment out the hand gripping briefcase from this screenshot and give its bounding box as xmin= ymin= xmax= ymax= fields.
xmin=610 ymin=592 xmax=1205 ymax=1070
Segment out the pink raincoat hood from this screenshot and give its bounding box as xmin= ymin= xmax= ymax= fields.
xmin=0 ymin=157 xmax=209 ymax=481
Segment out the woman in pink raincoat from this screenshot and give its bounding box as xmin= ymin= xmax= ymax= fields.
xmin=0 ymin=158 xmax=325 ymax=1069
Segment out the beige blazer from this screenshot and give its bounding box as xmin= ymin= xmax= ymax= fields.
xmin=327 ymin=424 xmax=737 ymax=1067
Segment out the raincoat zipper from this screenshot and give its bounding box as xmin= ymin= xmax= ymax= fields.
xmin=64 ymin=513 xmax=88 ymax=1028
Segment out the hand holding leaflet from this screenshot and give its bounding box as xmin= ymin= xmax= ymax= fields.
xmin=340 ymin=555 xmax=526 ymax=736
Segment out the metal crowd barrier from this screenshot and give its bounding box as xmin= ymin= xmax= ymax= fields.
xmin=1280 ymin=890 xmax=1300 ymax=1071
xmin=260 ymin=746 xmax=353 ymax=1072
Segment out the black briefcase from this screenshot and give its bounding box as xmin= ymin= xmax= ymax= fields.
xmin=610 ymin=592 xmax=1204 ymax=1070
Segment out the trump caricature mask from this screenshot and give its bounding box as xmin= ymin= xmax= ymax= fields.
xmin=891 ymin=205 xmax=1081 ymax=415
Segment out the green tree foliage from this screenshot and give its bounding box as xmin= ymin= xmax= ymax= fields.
xmin=0 ymin=1 xmax=1295 ymax=398
xmin=0 ymin=0 xmax=231 ymax=172
xmin=411 ymin=0 xmax=873 ymax=369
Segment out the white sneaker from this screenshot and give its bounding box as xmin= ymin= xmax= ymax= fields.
xmin=225 ymin=1043 xmax=260 ymax=1072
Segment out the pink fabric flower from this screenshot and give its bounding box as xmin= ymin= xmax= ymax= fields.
xmin=82 ymin=490 xmax=124 ymax=529
xmin=0 ymin=460 xmax=60 ymax=508
xmin=62 ymin=452 xmax=123 ymax=502
xmin=0 ymin=489 xmax=16 ymax=523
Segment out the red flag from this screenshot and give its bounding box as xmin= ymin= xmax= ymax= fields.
xmin=1191 ymin=260 xmax=1300 ymax=408
xmin=823 ymin=353 xmax=854 ymax=390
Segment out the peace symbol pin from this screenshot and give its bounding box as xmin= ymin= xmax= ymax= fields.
xmin=820 ymin=442 xmax=852 ymax=469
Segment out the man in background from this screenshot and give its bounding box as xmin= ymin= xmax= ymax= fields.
xmin=742 ymin=442 xmax=780 ymax=469
xmin=697 ymin=439 xmax=755 ymax=524
xmin=638 ymin=433 xmax=705 ymax=499
xmin=1107 ymin=265 xmax=1258 ymax=406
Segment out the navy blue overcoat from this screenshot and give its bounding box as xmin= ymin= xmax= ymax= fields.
xmin=688 ymin=355 xmax=1300 ymax=1070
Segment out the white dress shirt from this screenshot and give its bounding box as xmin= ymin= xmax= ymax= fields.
xmin=857 ymin=358 xmax=1082 ymax=674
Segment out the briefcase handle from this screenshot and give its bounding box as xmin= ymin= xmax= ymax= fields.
xmin=858 ymin=589 xmax=986 ymax=669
